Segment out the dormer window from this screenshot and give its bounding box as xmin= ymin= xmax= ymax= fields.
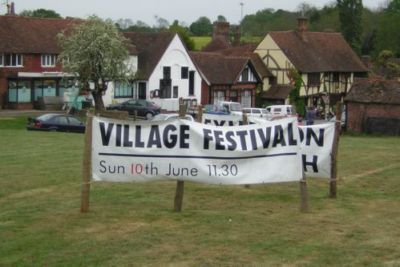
xmin=41 ymin=54 xmax=57 ymax=67
xmin=1 ymin=53 xmax=23 ymax=67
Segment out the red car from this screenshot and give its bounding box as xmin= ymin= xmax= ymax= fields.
xmin=27 ymin=113 xmax=85 ymax=133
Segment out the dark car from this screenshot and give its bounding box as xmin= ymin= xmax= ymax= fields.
xmin=27 ymin=113 xmax=85 ymax=133
xmin=107 ymin=99 xmax=161 ymax=119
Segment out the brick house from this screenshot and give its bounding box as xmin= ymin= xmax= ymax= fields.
xmin=190 ymin=52 xmax=262 ymax=107
xmin=345 ymin=78 xmax=400 ymax=135
xmin=198 ymin=22 xmax=271 ymax=107
xmin=0 ymin=14 xmax=79 ymax=109
xmin=255 ymin=18 xmax=368 ymax=108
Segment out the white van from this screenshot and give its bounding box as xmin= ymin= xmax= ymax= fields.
xmin=265 ymin=105 xmax=296 ymax=117
xmin=243 ymin=107 xmax=269 ymax=118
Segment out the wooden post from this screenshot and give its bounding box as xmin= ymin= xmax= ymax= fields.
xmin=174 ymin=98 xmax=186 ymax=212
xmin=80 ymin=110 xmax=94 ymax=213
xmin=330 ymin=102 xmax=342 ymax=198
xmin=300 ymin=172 xmax=309 ymax=212
xmin=242 ymin=112 xmax=251 ymax=188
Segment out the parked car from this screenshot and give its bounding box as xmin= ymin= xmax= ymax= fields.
xmin=107 ymin=99 xmax=161 ymax=119
xmin=216 ymin=101 xmax=243 ymax=115
xmin=27 ymin=113 xmax=85 ymax=133
xmin=265 ymin=105 xmax=296 ymax=117
xmin=151 ymin=113 xmax=194 ymax=122
xmin=204 ymin=104 xmax=230 ymax=115
xmin=243 ymin=107 xmax=269 ymax=118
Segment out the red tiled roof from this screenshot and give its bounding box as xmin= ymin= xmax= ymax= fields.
xmin=217 ymin=45 xmax=273 ymax=78
xmin=201 ymin=37 xmax=232 ymax=52
xmin=345 ymin=78 xmax=400 ymax=105
xmin=269 ymin=31 xmax=368 ymax=73
xmin=0 ymin=15 xmax=79 ymax=54
xmin=261 ymin=84 xmax=293 ymax=100
xmin=124 ymin=32 xmax=175 ymax=80
xmin=189 ymin=52 xmax=251 ymax=85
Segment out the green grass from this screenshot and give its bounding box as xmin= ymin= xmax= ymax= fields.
xmin=1 ymin=116 xmax=400 ymax=266
xmin=192 ymin=36 xmax=211 ymax=51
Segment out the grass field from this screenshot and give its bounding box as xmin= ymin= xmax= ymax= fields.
xmin=1 ymin=116 xmax=400 ymax=266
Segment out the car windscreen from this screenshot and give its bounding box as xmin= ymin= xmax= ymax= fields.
xmin=230 ymin=103 xmax=242 ymax=111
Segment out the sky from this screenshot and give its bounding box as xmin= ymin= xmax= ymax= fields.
xmin=3 ymin=0 xmax=385 ymax=26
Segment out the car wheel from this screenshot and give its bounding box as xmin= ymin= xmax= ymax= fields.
xmin=145 ymin=112 xmax=154 ymax=120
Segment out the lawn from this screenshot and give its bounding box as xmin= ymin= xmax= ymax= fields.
xmin=1 ymin=116 xmax=400 ymax=266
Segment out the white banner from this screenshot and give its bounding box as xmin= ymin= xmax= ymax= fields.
xmin=91 ymin=116 xmax=303 ymax=184
xmin=299 ymin=123 xmax=335 ymax=178
xmin=202 ymin=113 xmax=267 ymax=126
xmin=202 ymin=113 xmax=335 ymax=178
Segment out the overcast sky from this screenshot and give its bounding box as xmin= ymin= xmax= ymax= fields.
xmin=5 ymin=0 xmax=385 ymax=26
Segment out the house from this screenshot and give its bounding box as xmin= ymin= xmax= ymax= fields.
xmin=0 ymin=13 xmax=80 ymax=109
xmin=255 ymin=17 xmax=368 ymax=108
xmin=198 ymin=22 xmax=271 ymax=107
xmin=345 ymin=78 xmax=400 ymax=135
xmin=0 ymin=11 xmax=139 ymax=110
xmin=190 ymin=52 xmax=262 ymax=107
xmin=0 ymin=10 xmax=200 ymax=112
xmin=121 ymin=32 xmax=202 ymax=111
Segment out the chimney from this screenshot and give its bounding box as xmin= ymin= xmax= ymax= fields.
xmin=297 ymin=17 xmax=308 ymax=41
xmin=6 ymin=2 xmax=16 ymax=15
xmin=233 ymin=25 xmax=241 ymax=46
xmin=212 ymin=21 xmax=230 ymax=42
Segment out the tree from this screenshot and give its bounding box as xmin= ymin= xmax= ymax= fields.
xmin=189 ymin=16 xmax=212 ymax=36
xmin=217 ymin=15 xmax=227 ymax=22
xmin=375 ymin=50 xmax=400 ymax=79
xmin=154 ymin=16 xmax=170 ymax=30
xmin=20 ymin=8 xmax=61 ymax=18
xmin=169 ymin=20 xmax=195 ymax=50
xmin=337 ymin=0 xmax=363 ymax=54
xmin=288 ymin=69 xmax=306 ymax=117
xmin=58 ymin=16 xmax=131 ymax=111
xmin=375 ymin=0 xmax=400 ymax=56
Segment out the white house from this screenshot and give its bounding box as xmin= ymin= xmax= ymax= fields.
xmin=104 ymin=32 xmax=202 ymax=111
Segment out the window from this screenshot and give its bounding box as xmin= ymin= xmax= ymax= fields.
xmin=41 ymin=54 xmax=57 ymax=67
xmin=213 ymin=91 xmax=225 ymax=105
xmin=4 ymin=53 xmax=23 ymax=67
xmin=160 ymin=79 xmax=172 ymax=98
xmin=181 ymin=67 xmax=189 ymax=79
xmin=115 ymin=82 xmax=133 ymax=98
xmin=163 ymin=66 xmax=171 ymax=79
xmin=68 ymin=117 xmax=82 ymax=126
xmin=241 ymin=67 xmax=249 ymax=82
xmin=333 ymin=73 xmax=340 ymax=83
xmin=308 ymin=73 xmax=320 ymax=86
xmin=229 ymin=90 xmax=238 ymax=102
xmin=33 ymin=80 xmax=57 ymax=101
xmin=8 ymin=80 xmax=31 ymax=103
xmin=53 ymin=116 xmax=68 ymax=125
xmin=173 ymin=86 xmax=178 ymax=98
xmin=189 ymin=71 xmax=195 ymax=96
xmin=240 ymin=90 xmax=252 ymax=108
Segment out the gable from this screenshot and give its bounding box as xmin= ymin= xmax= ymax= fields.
xmin=124 ymin=32 xmax=175 ymax=80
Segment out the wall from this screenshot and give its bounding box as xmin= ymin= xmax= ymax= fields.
xmin=255 ymin=34 xmax=294 ymax=89
xmin=102 ymin=55 xmax=138 ymax=107
xmin=148 ymin=34 xmax=202 ymax=111
xmin=347 ymin=102 xmax=400 ymax=133
xmin=0 ymin=54 xmax=63 ymax=108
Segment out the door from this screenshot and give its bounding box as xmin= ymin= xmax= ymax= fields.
xmin=138 ymin=82 xmax=146 ymax=100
